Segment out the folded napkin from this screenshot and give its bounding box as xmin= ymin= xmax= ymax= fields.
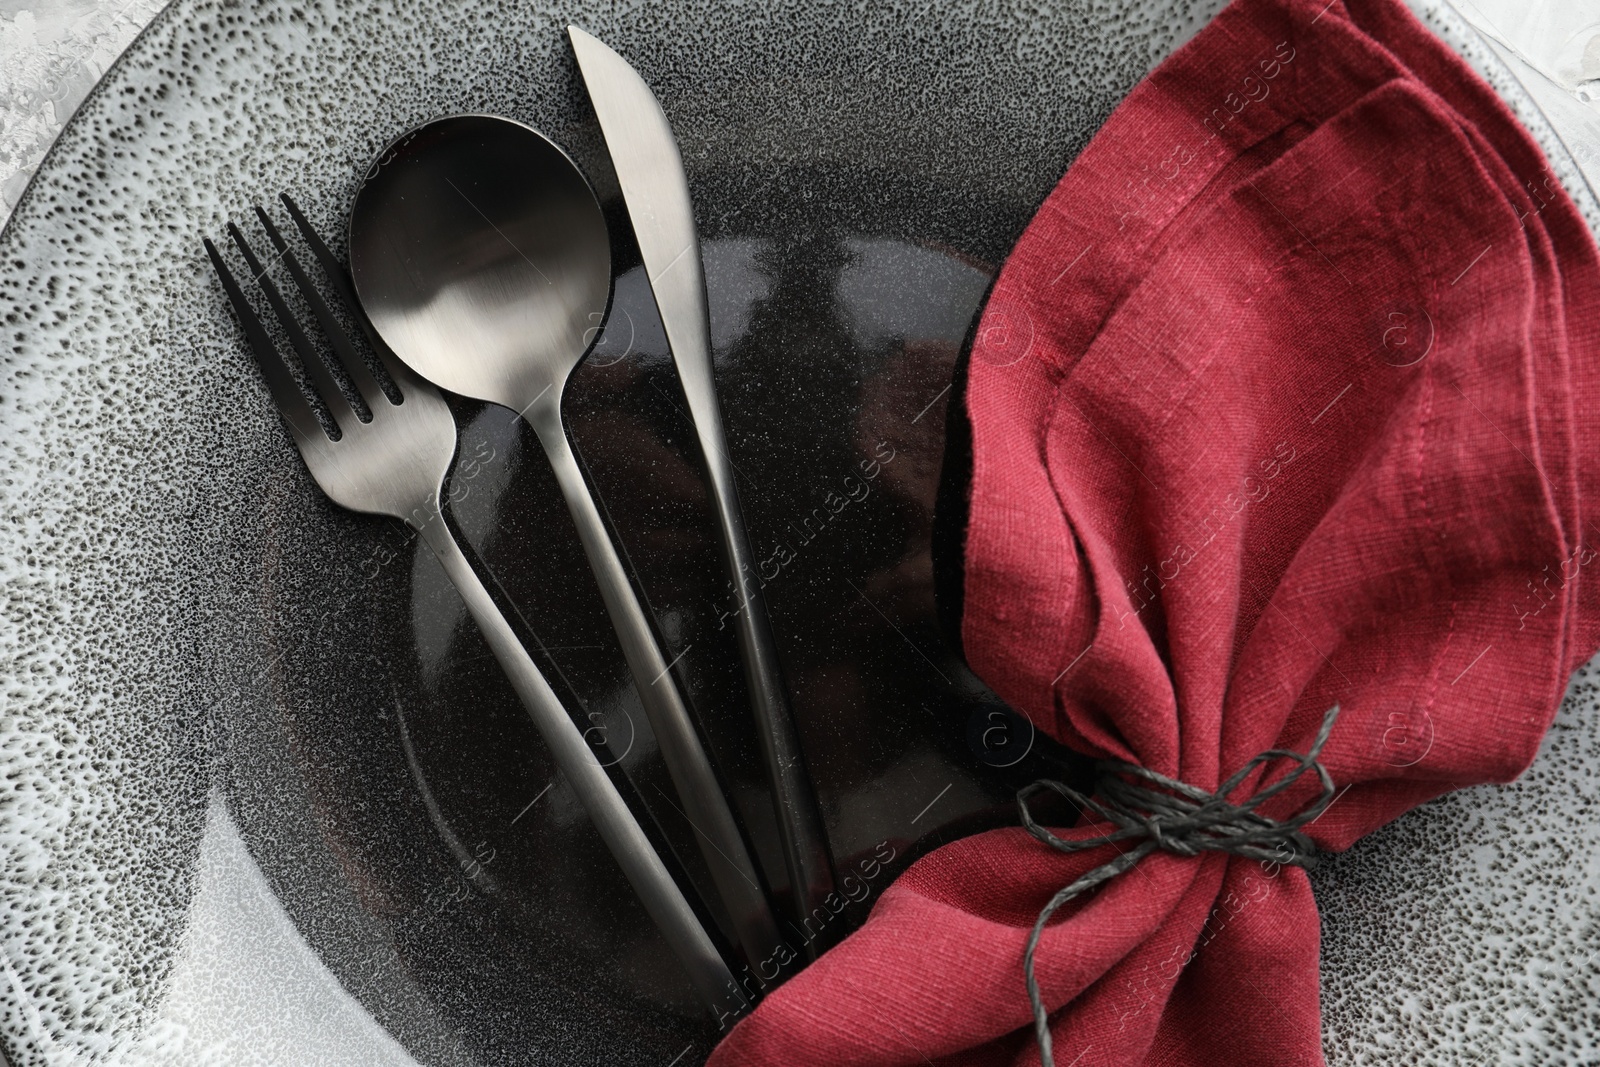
xmin=709 ymin=0 xmax=1600 ymax=1063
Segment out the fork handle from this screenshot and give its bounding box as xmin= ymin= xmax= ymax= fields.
xmin=414 ymin=514 xmax=735 ymax=1011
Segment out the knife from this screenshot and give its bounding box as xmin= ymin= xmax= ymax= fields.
xmin=568 ymin=25 xmax=838 ymax=960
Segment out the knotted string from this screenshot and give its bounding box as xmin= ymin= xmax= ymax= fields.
xmin=1018 ymin=704 xmax=1342 ymax=1066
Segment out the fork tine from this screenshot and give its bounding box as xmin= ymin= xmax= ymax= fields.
xmin=279 ymin=193 xmax=416 ymax=394
xmin=205 ymin=237 xmax=327 ymax=446
xmin=253 ymin=205 xmax=392 ymax=414
xmin=226 ymin=220 xmax=359 ymax=433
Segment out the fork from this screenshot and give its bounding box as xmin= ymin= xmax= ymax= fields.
xmin=203 ymin=196 xmax=735 ymax=1011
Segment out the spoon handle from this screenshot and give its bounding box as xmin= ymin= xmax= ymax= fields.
xmin=413 ymin=513 xmax=733 ymax=1009
xmin=527 ymin=401 xmax=785 ymax=973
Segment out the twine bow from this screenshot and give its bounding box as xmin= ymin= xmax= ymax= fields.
xmin=1018 ymin=704 xmax=1341 ymax=1066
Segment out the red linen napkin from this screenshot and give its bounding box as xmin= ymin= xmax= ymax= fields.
xmin=708 ymin=0 xmax=1600 ymax=1063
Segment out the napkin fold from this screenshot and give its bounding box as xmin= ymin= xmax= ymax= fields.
xmin=710 ymin=0 xmax=1600 ymax=1063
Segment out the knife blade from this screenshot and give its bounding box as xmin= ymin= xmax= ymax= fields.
xmin=568 ymin=24 xmax=838 ymax=961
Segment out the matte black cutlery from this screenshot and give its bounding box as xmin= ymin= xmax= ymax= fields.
xmin=343 ymin=116 xmax=784 ymax=972
xmin=568 ymin=26 xmax=838 ymax=950
xmin=203 ymin=198 xmax=735 ymax=1009
xmin=208 ymin=25 xmax=844 ymax=1001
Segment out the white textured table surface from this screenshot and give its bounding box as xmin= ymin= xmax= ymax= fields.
xmin=0 ymin=0 xmax=166 ymax=225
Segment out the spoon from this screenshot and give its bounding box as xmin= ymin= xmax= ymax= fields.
xmin=347 ymin=114 xmax=782 ymax=973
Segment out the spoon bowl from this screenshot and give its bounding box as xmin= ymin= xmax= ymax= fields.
xmin=349 ymin=114 xmax=611 ymax=410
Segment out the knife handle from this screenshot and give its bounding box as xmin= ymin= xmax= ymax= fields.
xmin=694 ymin=400 xmax=839 ymax=958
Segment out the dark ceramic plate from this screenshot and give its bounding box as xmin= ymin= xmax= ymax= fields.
xmin=0 ymin=0 xmax=1596 ymax=1064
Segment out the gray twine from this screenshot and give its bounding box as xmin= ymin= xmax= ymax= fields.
xmin=1018 ymin=704 xmax=1341 ymax=1066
